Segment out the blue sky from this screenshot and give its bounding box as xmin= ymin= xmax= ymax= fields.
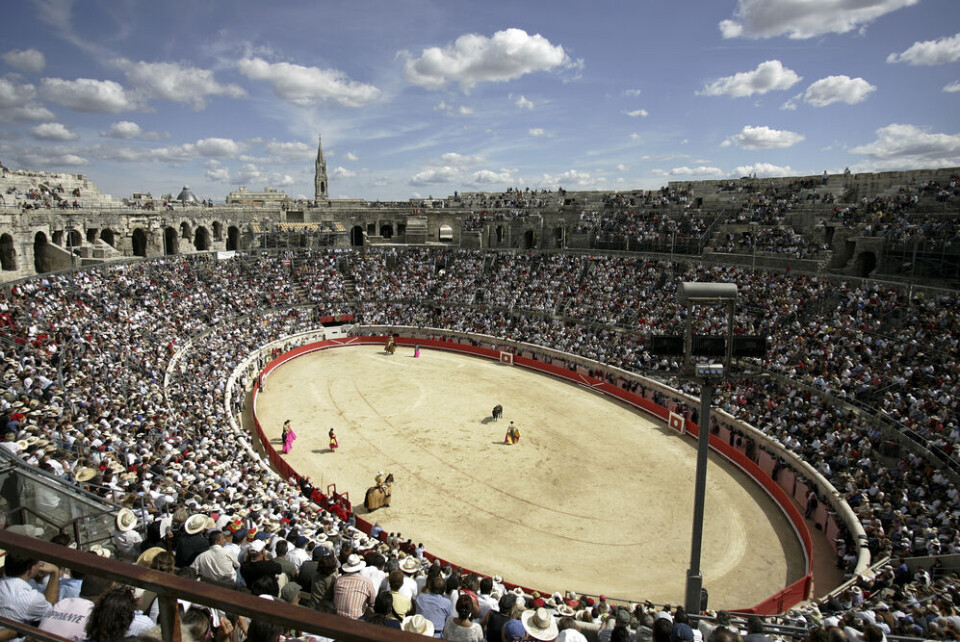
xmin=0 ymin=0 xmax=958 ymax=202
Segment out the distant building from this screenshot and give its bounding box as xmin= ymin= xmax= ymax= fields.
xmin=225 ymin=186 xmax=291 ymax=206
xmin=315 ymin=134 xmax=328 ymax=205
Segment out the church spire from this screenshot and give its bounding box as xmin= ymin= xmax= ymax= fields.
xmin=314 ymin=134 xmax=328 ymax=204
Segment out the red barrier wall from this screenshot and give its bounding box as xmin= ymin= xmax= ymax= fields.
xmin=250 ymin=336 xmax=813 ymax=613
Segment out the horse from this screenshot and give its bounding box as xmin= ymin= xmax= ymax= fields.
xmin=365 ymin=472 xmax=394 ymax=511
xmin=492 ymin=404 xmax=503 ymax=421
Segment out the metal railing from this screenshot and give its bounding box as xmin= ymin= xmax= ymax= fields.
xmin=0 ymin=529 xmax=415 ymax=642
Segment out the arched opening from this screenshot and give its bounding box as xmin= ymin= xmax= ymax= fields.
xmin=100 ymin=229 xmax=116 ymax=247
xmin=213 ymin=221 xmax=223 ymax=241
xmin=350 ymin=225 xmax=364 ymax=247
xmin=227 ymin=226 xmax=240 ymax=252
xmin=555 ymin=226 xmax=565 ymax=248
xmin=193 ymin=226 xmax=210 ymax=251
xmin=496 ymin=226 xmax=504 ymax=243
xmin=380 ymin=223 xmax=394 ymax=239
xmin=320 ymin=181 xmax=326 ymax=197
xmin=0 ymin=234 xmax=16 ymax=271
xmin=34 ymin=232 xmax=50 ymax=274
xmin=86 ymin=228 xmax=98 ymax=243
xmin=132 ymin=228 xmax=148 ymax=257
xmin=164 ymin=227 xmax=179 ymax=255
xmin=855 ymin=251 xmax=877 ymax=278
xmin=523 ymin=230 xmax=535 ymax=249
xmin=68 ymin=229 xmax=82 ymax=249
xmin=52 ymin=230 xmax=64 ymax=246
xmin=180 ymin=222 xmax=191 ymax=239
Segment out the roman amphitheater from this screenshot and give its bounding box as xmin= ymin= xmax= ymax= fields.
xmin=1 ymin=156 xmax=959 ymax=640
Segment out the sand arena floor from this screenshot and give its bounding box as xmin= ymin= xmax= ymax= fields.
xmin=253 ymin=344 xmax=806 ymax=608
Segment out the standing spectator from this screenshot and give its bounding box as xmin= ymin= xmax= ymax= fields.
xmin=191 ymin=531 xmax=240 ymax=585
xmin=333 ymin=554 xmax=376 ymax=620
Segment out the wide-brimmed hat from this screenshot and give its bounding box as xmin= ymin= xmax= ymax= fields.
xmin=116 ymin=508 xmax=138 ymax=532
xmin=400 ymin=556 xmax=419 ymax=574
xmin=76 ymin=468 xmax=98 ymax=482
xmin=184 ymin=513 xmax=209 ymax=535
xmin=522 ymin=608 xmax=559 ymax=641
xmin=557 ymin=604 xmax=576 ymax=618
xmin=342 ymin=553 xmax=366 ymax=573
xmin=402 ymin=614 xmax=435 ymax=637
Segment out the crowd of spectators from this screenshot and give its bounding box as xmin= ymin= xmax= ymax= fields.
xmin=2 ymin=245 xmax=960 ymax=640
xmin=711 ymin=227 xmax=828 ymax=259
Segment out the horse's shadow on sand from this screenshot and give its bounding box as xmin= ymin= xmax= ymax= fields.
xmin=311 ymin=448 xmax=336 ymax=454
xmin=481 ymin=417 xmax=497 ymax=425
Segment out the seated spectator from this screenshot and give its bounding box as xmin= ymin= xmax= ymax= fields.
xmin=0 ymin=551 xmax=59 ymax=627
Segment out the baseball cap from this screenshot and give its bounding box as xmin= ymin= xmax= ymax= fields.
xmin=504 ymin=619 xmax=526 ymax=640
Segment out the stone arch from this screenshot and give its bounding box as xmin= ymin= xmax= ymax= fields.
xmin=496 ymin=226 xmax=504 ymax=243
xmin=227 ymin=226 xmax=240 ymax=251
xmin=180 ymin=221 xmax=191 ymax=239
xmin=193 ymin=226 xmax=210 ymax=251
xmin=380 ymin=223 xmax=394 ymax=239
xmin=86 ymin=228 xmax=98 ymax=243
xmin=213 ymin=221 xmax=223 ymax=241
xmin=132 ymin=228 xmax=148 ymax=257
xmin=52 ymin=230 xmax=64 ymax=246
xmin=34 ymin=231 xmax=50 ymax=273
xmin=0 ymin=234 xmax=16 ymax=271
xmin=855 ymin=251 xmax=876 ymax=278
xmin=350 ymin=225 xmax=364 ymax=247
xmin=164 ymin=227 xmax=179 ymax=255
xmin=523 ymin=229 xmax=535 ymax=249
xmin=68 ymin=229 xmax=82 ymax=249
xmin=100 ymin=228 xmax=117 ymax=247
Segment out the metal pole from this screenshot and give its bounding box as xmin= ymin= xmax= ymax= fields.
xmin=685 ymin=378 xmax=713 ymax=613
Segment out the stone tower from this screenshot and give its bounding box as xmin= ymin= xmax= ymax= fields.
xmin=314 ymin=134 xmax=328 ymax=204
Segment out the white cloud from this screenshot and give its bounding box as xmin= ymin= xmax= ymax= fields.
xmin=39 ymin=77 xmax=139 ymax=113
xmin=535 ymin=169 xmax=600 ymax=187
xmin=3 ymin=48 xmax=46 ymax=73
xmin=344 ymin=152 xmax=358 ymax=161
xmin=945 ymin=81 xmax=960 ymax=93
xmin=263 ymin=140 xmax=315 ymax=160
xmin=625 ymin=109 xmax=648 ymax=117
xmin=331 ymin=166 xmax=355 ymax=178
xmin=472 ymin=169 xmax=514 ymax=184
xmin=29 ymin=122 xmax=77 ymax=141
xmin=205 ymin=166 xmax=231 ymax=182
xmin=440 ymin=153 xmax=484 ymax=167
xmin=10 ymin=146 xmax=88 ymax=167
xmin=719 ymin=0 xmax=919 ymax=39
xmin=617 ymin=164 xmax=629 ymax=171
xmin=804 ymin=75 xmax=876 ymax=106
xmin=698 ymin=60 xmax=801 ymax=97
xmin=112 ymin=58 xmax=246 ymax=110
xmin=780 ymin=93 xmax=802 ymax=111
xmin=529 ymin=128 xmax=548 ymax=137
xmin=659 ymin=166 xmax=727 ymax=178
xmin=887 ymin=33 xmax=960 ymax=65
xmin=195 ymin=137 xmax=245 ymax=157
xmin=238 ymin=57 xmax=380 ymax=107
xmin=723 ymin=125 xmax=805 ymax=149
xmin=734 ymin=162 xmax=794 ymax=177
xmin=0 ymin=76 xmax=54 ymax=122
xmin=630 ymin=133 xmax=641 ymax=142
xmin=458 ymin=105 xmax=474 ymax=115
xmin=101 ymin=120 xmax=141 ymax=139
xmin=402 ymin=28 xmax=572 ymax=91
xmin=516 ymin=95 xmax=534 ymax=110
xmin=850 ymin=123 xmax=960 ymax=167
xmin=624 ymin=88 xmax=642 ymax=97
xmin=410 ymin=166 xmax=461 ymax=185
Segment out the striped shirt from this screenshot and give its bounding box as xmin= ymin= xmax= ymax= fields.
xmin=333 ymin=573 xmax=376 ymax=619
xmin=0 ymin=576 xmax=54 ymax=624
